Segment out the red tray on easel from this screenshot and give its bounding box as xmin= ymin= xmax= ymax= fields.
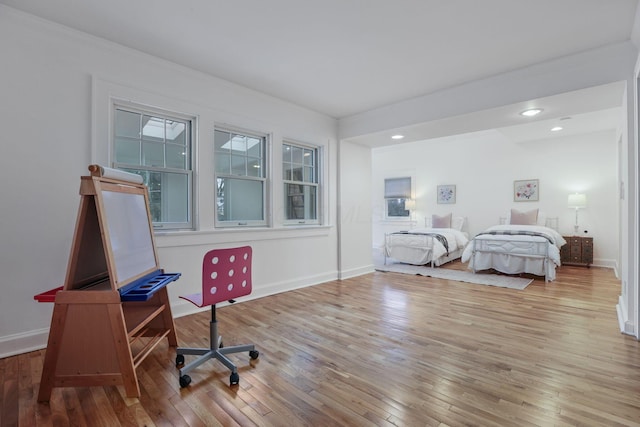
xmin=34 ymin=286 xmax=63 ymax=303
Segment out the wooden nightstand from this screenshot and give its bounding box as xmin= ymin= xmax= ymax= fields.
xmin=561 ymin=235 xmax=593 ymax=267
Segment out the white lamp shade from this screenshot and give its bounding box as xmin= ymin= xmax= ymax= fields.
xmin=568 ymin=193 xmax=587 ymax=209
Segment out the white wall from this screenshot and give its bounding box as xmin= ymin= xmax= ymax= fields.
xmin=338 ymin=141 xmax=373 ymax=278
xmin=0 ymin=6 xmax=339 ymax=357
xmin=371 ymin=129 xmax=619 ymax=268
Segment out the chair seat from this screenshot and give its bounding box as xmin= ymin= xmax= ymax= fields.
xmin=180 ymin=293 xmax=204 ymax=307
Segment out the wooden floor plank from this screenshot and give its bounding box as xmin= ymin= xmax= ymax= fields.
xmin=4 ymin=262 xmax=640 ymax=426
xmin=1 ymin=356 xmax=18 ymax=427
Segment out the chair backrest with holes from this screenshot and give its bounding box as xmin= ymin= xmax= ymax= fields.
xmin=201 ymin=246 xmax=252 ymax=306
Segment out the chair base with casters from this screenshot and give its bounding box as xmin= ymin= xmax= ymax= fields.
xmin=176 ymin=246 xmax=259 ymax=388
xmin=176 ymin=304 xmax=259 ymax=387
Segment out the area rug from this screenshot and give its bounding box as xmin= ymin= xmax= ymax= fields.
xmin=375 ymin=263 xmax=533 ymax=290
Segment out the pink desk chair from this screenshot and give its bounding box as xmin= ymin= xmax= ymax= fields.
xmin=176 ymin=246 xmax=259 ymax=387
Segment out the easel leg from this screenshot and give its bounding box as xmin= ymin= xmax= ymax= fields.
xmin=37 ymin=303 xmax=68 ymax=402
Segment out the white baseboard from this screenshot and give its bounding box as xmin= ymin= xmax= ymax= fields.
xmin=616 ymin=295 xmax=636 ymax=336
xmin=592 ymin=258 xmax=617 ymax=270
xmin=0 ymin=328 xmax=48 ymax=359
xmin=339 ymin=264 xmax=375 ymax=280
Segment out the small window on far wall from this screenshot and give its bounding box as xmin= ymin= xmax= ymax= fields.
xmin=385 ymin=177 xmax=411 ymax=218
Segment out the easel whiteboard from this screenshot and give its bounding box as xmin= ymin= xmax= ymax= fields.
xmin=65 ymin=166 xmax=160 ymax=291
xmin=101 ymin=188 xmax=157 ymax=286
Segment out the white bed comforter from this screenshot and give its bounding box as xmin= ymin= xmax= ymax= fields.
xmin=461 ymin=225 xmax=566 ymax=281
xmin=385 ymin=228 xmax=469 ymax=265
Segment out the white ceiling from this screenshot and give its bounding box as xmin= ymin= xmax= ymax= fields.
xmin=344 ymin=81 xmax=627 ymax=147
xmin=2 ymin=0 xmax=638 ymax=143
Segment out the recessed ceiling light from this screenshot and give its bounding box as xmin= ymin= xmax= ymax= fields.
xmin=551 ymin=126 xmax=563 ymax=132
xmin=520 ymin=108 xmax=543 ymax=117
xmin=391 ymin=134 xmax=404 ymax=140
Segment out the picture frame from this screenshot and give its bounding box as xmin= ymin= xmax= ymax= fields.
xmin=514 ymin=179 xmax=539 ymax=202
xmin=437 ymin=185 xmax=456 ymax=204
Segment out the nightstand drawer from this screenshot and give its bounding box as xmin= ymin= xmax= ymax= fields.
xmin=569 ymin=237 xmax=582 ymax=246
xmin=561 ymin=235 xmax=593 ymax=266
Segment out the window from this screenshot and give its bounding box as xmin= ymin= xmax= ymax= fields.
xmin=384 ymin=177 xmax=412 ymax=218
xmin=113 ymin=106 xmax=193 ymax=230
xmin=214 ymin=128 xmax=267 ymax=227
xmin=283 ymin=142 xmax=318 ymax=224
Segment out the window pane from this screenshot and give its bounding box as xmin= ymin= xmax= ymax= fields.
xmin=303 ymin=149 xmax=314 ymax=166
xmin=283 ymin=163 xmax=292 ymax=181
xmin=122 ymin=168 xmax=189 ymax=224
xmin=215 ymin=153 xmax=230 ymax=174
xmin=291 ymin=166 xmax=303 ymax=181
xmin=160 ymin=172 xmax=189 ymax=223
xmin=247 ymin=137 xmax=262 ymax=158
xmin=247 ymin=158 xmax=262 ymax=177
xmin=166 ymin=144 xmax=186 ymax=169
xmin=216 ymin=177 xmax=264 ymax=222
xmin=142 ymin=116 xmax=165 ymax=142
xmin=114 ymin=137 xmax=140 ymax=164
xmin=115 ymin=110 xmax=140 ymax=138
xmin=230 ymin=134 xmax=246 ymax=153
xmin=166 ymin=120 xmax=185 ymax=145
xmin=214 ymin=130 xmax=231 ymax=152
xmin=285 ymin=183 xmax=317 ymax=220
xmin=387 ymin=199 xmax=409 ymax=217
xmin=282 ymin=145 xmax=292 ymax=162
xmin=291 ymin=146 xmax=304 ymax=164
xmin=303 ymin=166 xmax=314 ymax=182
xmin=142 ymin=141 xmax=164 ymax=167
xmin=231 ymin=154 xmax=246 ymax=175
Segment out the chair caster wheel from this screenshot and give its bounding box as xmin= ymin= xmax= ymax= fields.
xmin=249 ymin=350 xmax=259 ymax=360
xmin=175 ymin=354 xmax=185 ymax=367
xmin=179 ymin=375 xmax=191 ymax=388
xmin=230 ymin=372 xmax=239 ymax=385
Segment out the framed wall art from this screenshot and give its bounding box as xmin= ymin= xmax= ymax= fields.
xmin=437 ymin=185 xmax=456 ymax=204
xmin=514 ymin=179 xmax=539 ymax=202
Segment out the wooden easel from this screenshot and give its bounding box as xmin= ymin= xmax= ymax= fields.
xmin=36 ymin=165 xmax=179 ymax=402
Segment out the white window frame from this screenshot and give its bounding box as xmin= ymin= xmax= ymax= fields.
xmin=112 ymin=102 xmax=194 ymax=230
xmin=384 ymin=176 xmax=412 ymax=219
xmin=214 ymin=126 xmax=269 ymax=228
xmin=283 ymin=140 xmax=320 ymax=225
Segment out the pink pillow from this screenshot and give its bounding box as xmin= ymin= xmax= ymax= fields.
xmin=510 ymin=208 xmax=538 ymax=225
xmin=432 ymin=213 xmax=452 ymax=228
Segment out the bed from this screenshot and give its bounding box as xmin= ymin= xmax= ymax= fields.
xmin=384 ymin=214 xmax=469 ymax=267
xmin=460 ymin=209 xmax=566 ymax=282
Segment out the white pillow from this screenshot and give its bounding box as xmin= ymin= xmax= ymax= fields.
xmin=425 ymin=215 xmax=465 ymax=230
xmin=509 ymin=208 xmax=538 ymax=225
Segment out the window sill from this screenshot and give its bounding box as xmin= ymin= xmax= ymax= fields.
xmin=155 ymin=224 xmax=333 ymax=248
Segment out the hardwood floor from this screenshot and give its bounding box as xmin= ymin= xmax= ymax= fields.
xmin=3 ymin=262 xmax=640 ymax=426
